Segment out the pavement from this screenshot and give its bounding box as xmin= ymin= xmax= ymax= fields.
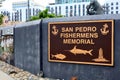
xmin=0 ymin=70 xmax=14 ymax=80
xmin=0 ymin=60 xmax=60 ymax=80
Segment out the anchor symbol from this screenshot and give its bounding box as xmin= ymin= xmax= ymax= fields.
xmin=100 ymin=23 xmax=109 ymax=35
xmin=52 ymin=25 xmax=58 ymax=35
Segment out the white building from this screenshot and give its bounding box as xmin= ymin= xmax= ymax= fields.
xmin=104 ymin=0 xmax=120 ymax=14
xmin=47 ymin=0 xmax=92 ymax=17
xmin=47 ymin=0 xmax=120 ymax=17
xmin=12 ymin=0 xmax=45 ymax=21
xmin=0 ymin=0 xmax=45 ymax=22
xmin=0 ymin=0 xmax=5 ymax=7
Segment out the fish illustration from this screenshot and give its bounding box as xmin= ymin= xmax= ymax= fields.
xmin=51 ymin=53 xmax=66 ymax=60
xmin=65 ymin=46 xmax=93 ymax=56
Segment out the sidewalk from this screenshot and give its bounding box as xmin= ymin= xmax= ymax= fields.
xmin=0 ymin=70 xmax=14 ymax=80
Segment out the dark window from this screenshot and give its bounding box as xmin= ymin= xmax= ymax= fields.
xmin=74 ymin=0 xmax=76 ymax=2
xmin=33 ymin=8 xmax=35 ymax=15
xmin=59 ymin=6 xmax=61 ymax=15
xmin=116 ymin=2 xmax=118 ymax=5
xmin=20 ymin=9 xmax=22 ymax=21
xmin=16 ymin=10 xmax=19 ymax=21
xmin=78 ymin=5 xmax=81 ymax=16
xmin=66 ymin=6 xmax=68 ymax=9
xmin=70 ymin=6 xmax=72 ymax=9
xmin=66 ymin=6 xmax=68 ymax=16
xmin=111 ymin=7 xmax=113 ymax=10
xmin=36 ymin=9 xmax=39 ymax=15
xmin=111 ymin=3 xmax=113 ymax=5
xmin=116 ymin=7 xmax=118 ymax=9
xmin=55 ymin=7 xmax=57 ymax=15
xmin=83 ymin=4 xmax=85 ymax=15
xmin=26 ymin=9 xmax=28 ymax=20
xmin=66 ymin=13 xmax=68 ymax=17
xmin=106 ymin=3 xmax=108 ymax=6
xmin=70 ymin=6 xmax=73 ymax=16
xmin=51 ymin=7 xmax=54 ymax=13
xmin=116 ymin=11 xmax=118 ymax=14
xmin=111 ymin=11 xmax=113 ymax=14
xmin=12 ymin=13 xmax=14 ymax=21
xmin=29 ymin=8 xmax=31 ymax=16
xmin=66 ymin=6 xmax=68 ymax=13
xmin=74 ymin=5 xmax=76 ymax=16
xmin=66 ymin=0 xmax=68 ymax=3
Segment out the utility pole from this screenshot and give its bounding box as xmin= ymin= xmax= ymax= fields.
xmin=27 ymin=0 xmax=30 ymax=21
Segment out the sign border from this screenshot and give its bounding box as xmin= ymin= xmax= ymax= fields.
xmin=48 ymin=20 xmax=114 ymax=66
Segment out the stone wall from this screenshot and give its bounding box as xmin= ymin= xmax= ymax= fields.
xmin=14 ymin=14 xmax=120 ymax=80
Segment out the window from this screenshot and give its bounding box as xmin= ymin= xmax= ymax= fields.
xmin=111 ymin=3 xmax=113 ymax=5
xmin=51 ymin=8 xmax=54 ymax=13
xmin=78 ymin=5 xmax=81 ymax=16
xmin=16 ymin=10 xmax=19 ymax=21
xmin=116 ymin=11 xmax=118 ymax=14
xmin=55 ymin=7 xmax=57 ymax=15
xmin=20 ymin=9 xmax=22 ymax=21
xmin=26 ymin=9 xmax=28 ymax=20
xmin=116 ymin=7 xmax=118 ymax=9
xmin=106 ymin=3 xmax=108 ymax=6
xmin=70 ymin=6 xmax=73 ymax=16
xmin=66 ymin=6 xmax=68 ymax=9
xmin=36 ymin=9 xmax=39 ymax=15
xmin=116 ymin=2 xmax=118 ymax=5
xmin=77 ymin=0 xmax=81 ymax=2
xmin=29 ymin=8 xmax=31 ymax=16
xmin=83 ymin=4 xmax=85 ymax=15
xmin=70 ymin=6 xmax=72 ymax=9
xmin=74 ymin=0 xmax=76 ymax=2
xmin=66 ymin=13 xmax=68 ymax=17
xmin=66 ymin=0 xmax=68 ymax=3
xmin=59 ymin=6 xmax=61 ymax=15
xmin=57 ymin=0 xmax=61 ymax=4
xmin=33 ymin=8 xmax=35 ymax=15
xmin=111 ymin=7 xmax=113 ymax=10
xmin=7 ymin=12 xmax=10 ymax=21
xmin=111 ymin=11 xmax=113 ymax=14
xmin=74 ymin=5 xmax=76 ymax=16
xmin=66 ymin=6 xmax=68 ymax=16
xmin=12 ymin=13 xmax=14 ymax=21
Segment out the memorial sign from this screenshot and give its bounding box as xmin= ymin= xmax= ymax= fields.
xmin=48 ymin=20 xmax=114 ymax=66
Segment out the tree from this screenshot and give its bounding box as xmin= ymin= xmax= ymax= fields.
xmin=0 ymin=14 xmax=3 ymax=25
xmin=30 ymin=9 xmax=63 ymax=21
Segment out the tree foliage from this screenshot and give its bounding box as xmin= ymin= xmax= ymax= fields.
xmin=30 ymin=9 xmax=63 ymax=21
xmin=0 ymin=14 xmax=3 ymax=25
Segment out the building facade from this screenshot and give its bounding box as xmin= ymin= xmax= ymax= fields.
xmin=47 ymin=0 xmax=92 ymax=17
xmin=0 ymin=0 xmax=5 ymax=7
xmin=104 ymin=0 xmax=120 ymax=14
xmin=0 ymin=0 xmax=45 ymax=22
xmin=48 ymin=0 xmax=120 ymax=17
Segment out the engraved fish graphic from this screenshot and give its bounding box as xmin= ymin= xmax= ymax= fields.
xmin=51 ymin=53 xmax=66 ymax=60
xmin=65 ymin=46 xmax=93 ymax=56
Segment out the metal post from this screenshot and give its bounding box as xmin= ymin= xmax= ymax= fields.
xmin=27 ymin=0 xmax=30 ymax=21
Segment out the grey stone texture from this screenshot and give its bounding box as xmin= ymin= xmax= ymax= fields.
xmin=14 ymin=14 xmax=120 ymax=80
xmin=14 ymin=20 xmax=41 ymax=75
